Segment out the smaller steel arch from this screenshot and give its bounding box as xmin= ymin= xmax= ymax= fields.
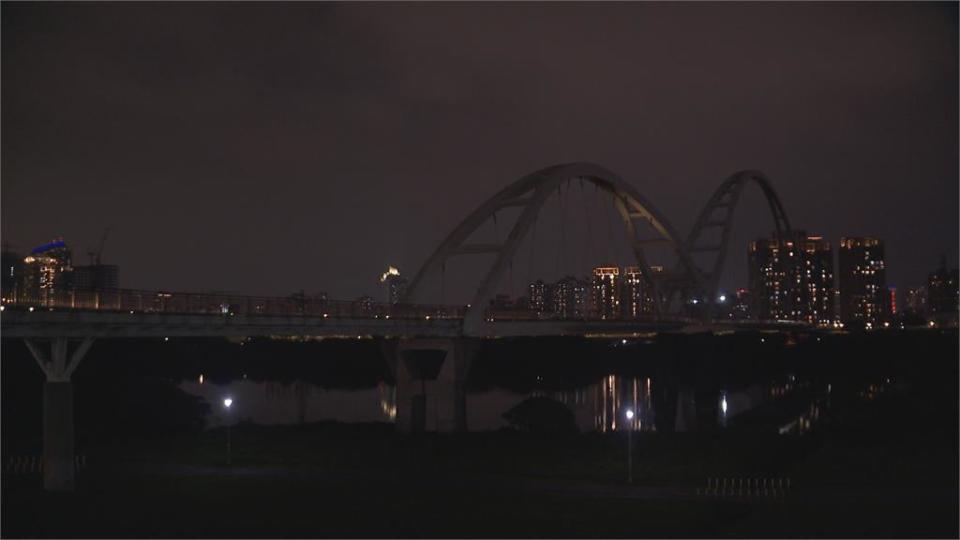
xmin=404 ymin=162 xmax=706 ymax=335
xmin=685 ymin=170 xmax=793 ymax=303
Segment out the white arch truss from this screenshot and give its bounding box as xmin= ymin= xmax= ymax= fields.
xmin=684 ymin=170 xmax=793 ymax=304
xmin=404 ymin=162 xmax=709 ymax=335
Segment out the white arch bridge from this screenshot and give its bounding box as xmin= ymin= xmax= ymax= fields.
xmin=1 ymin=162 xmax=807 ymax=489
xmin=406 ymin=161 xmax=793 ymax=333
xmin=4 ymin=162 xmax=797 ymax=340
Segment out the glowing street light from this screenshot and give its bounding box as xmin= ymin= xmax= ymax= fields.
xmin=625 ymin=408 xmax=635 ymax=484
xmin=223 ymin=397 xmax=234 ymax=465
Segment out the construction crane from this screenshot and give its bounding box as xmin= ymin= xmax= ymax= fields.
xmin=87 ymin=226 xmax=113 ymax=266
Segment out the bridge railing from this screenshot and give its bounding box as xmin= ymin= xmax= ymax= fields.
xmin=0 ymin=288 xmax=466 ymax=320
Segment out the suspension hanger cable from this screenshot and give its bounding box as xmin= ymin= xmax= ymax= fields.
xmin=528 ymin=212 xmax=538 ymax=290
xmin=610 ymin=191 xmax=620 ymax=265
xmin=555 ymin=184 xmax=564 ymax=278
xmin=597 ymin=184 xmax=611 ymax=265
xmin=582 ymin=178 xmax=595 ymax=274
xmin=604 ymin=190 xmax=617 ymax=266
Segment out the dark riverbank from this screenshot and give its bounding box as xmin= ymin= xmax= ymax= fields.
xmin=2 ymin=331 xmax=957 ymax=537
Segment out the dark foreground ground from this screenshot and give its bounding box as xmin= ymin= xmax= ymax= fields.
xmin=2 ymin=332 xmax=958 ymax=537
xmin=3 ymin=390 xmax=957 ymax=538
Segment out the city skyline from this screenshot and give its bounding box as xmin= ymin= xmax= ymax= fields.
xmin=2 ymin=3 xmax=957 ymax=300
xmin=3 ymin=229 xmax=950 ymax=301
xmin=1 ymin=4 xmax=957 ymax=536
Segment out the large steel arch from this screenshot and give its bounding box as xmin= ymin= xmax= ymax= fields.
xmin=404 ymin=162 xmax=707 ymax=335
xmin=685 ymin=170 xmax=793 ymax=304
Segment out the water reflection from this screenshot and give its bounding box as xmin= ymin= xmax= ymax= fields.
xmin=180 ymin=379 xmax=397 ymax=427
xmin=378 ymin=381 xmax=397 ymax=421
xmin=554 ymin=375 xmax=656 ymax=433
xmin=180 ymin=373 xmax=848 ymax=435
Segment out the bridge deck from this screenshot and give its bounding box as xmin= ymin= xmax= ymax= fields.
xmin=1 ymin=308 xmax=809 ymax=339
xmin=1 ymin=288 xmax=810 ymax=338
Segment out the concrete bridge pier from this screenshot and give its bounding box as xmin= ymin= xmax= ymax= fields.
xmin=384 ymin=338 xmax=480 ymax=433
xmin=674 ymin=385 xmax=698 ymax=432
xmin=23 ymin=337 xmax=94 ymax=491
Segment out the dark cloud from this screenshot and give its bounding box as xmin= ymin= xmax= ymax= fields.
xmin=2 ymin=2 xmax=956 ymax=300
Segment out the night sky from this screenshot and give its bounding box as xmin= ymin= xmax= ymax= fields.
xmin=2 ymin=2 xmax=957 ymax=301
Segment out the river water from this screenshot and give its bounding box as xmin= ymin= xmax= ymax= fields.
xmin=181 ymin=371 xmax=842 ymax=435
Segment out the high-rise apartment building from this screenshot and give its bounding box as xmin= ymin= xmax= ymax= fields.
xmin=379 ymin=266 xmax=408 ymax=304
xmin=20 ymin=238 xmax=73 ymax=298
xmin=748 ymin=231 xmax=834 ymax=324
xmin=620 ymin=266 xmax=645 ymax=318
xmin=928 ymin=257 xmax=959 ymax=327
xmin=528 ymin=279 xmax=551 ymax=315
xmin=793 ymin=234 xmax=835 ymax=325
xmin=838 ymin=237 xmax=887 ymax=327
xmin=592 ymin=266 xmax=620 ymax=319
xmin=552 ymin=276 xmax=588 ymax=319
xmin=904 ymin=286 xmax=928 ymax=317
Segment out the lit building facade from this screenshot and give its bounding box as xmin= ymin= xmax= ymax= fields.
xmin=749 ymin=237 xmax=789 ymax=319
xmin=528 ymin=279 xmax=551 ymax=315
xmin=642 ymin=265 xmax=664 ymax=314
xmin=20 ymin=238 xmax=73 ymax=299
xmin=793 ymin=234 xmax=835 ymax=325
xmin=379 ymin=266 xmax=408 ymax=304
xmin=730 ymin=288 xmax=752 ymax=319
xmin=904 ymin=286 xmax=928 ymax=317
xmin=620 ymin=267 xmax=645 ymax=318
xmin=927 ymin=257 xmax=959 ymax=327
xmin=552 ymin=276 xmax=588 ymax=319
xmin=748 ymin=231 xmax=834 ymax=323
xmin=838 ymin=237 xmax=887 ymax=327
xmin=592 ymin=266 xmax=620 ymax=319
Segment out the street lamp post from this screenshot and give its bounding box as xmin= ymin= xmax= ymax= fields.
xmin=223 ymin=398 xmax=233 ymax=465
xmin=625 ymin=409 xmax=634 ymax=484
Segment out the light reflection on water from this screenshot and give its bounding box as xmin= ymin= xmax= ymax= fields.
xmin=182 ymin=373 xmax=837 ymax=434
xmin=180 ymin=380 xmax=398 ymax=427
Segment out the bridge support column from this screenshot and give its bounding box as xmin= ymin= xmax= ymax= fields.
xmin=387 ymin=338 xmax=479 ymax=433
xmin=23 ymin=337 xmax=94 ymax=491
xmin=674 ymin=385 xmax=698 ymax=432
